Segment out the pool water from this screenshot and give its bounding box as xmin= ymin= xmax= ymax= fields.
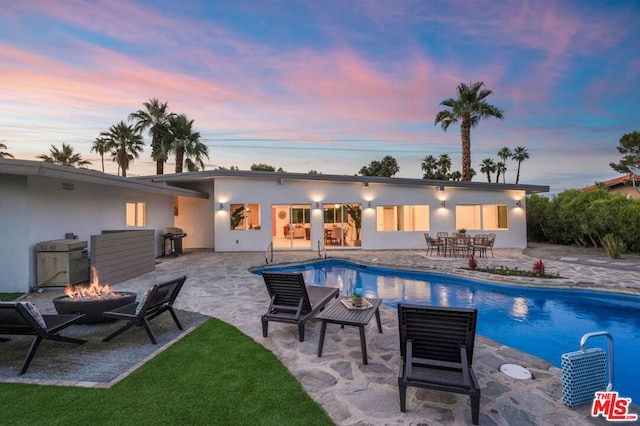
xmin=257 ymin=259 xmax=640 ymax=403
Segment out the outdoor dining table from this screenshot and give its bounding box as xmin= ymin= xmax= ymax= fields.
xmin=315 ymin=297 xmax=383 ymax=365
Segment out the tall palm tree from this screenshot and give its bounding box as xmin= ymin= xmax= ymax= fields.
xmin=512 ymin=146 xmax=530 ymax=184
xmin=479 ymin=158 xmax=496 ymax=183
xmin=421 ymin=154 xmax=438 ymax=179
xmin=100 ymin=121 xmax=144 ymax=177
xmin=0 ymin=141 xmax=14 ymax=158
xmin=497 ymin=146 xmax=512 ymax=183
xmin=434 ymin=81 xmax=504 ymax=182
xmin=128 ymin=98 xmax=175 ymax=175
xmin=90 ymin=137 xmax=114 ymax=173
xmin=164 ymin=114 xmax=209 ymax=173
xmin=36 ymin=143 xmax=91 ymax=167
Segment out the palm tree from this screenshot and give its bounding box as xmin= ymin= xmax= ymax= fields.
xmin=0 ymin=141 xmax=14 ymax=158
xmin=437 ymin=154 xmax=452 ymax=179
xmin=100 ymin=121 xmax=144 ymax=177
xmin=479 ymin=158 xmax=496 ymax=183
xmin=164 ymin=114 xmax=209 ymax=173
xmin=421 ymin=155 xmax=438 ymax=179
xmin=512 ymin=146 xmax=530 ymax=184
xmin=495 ymin=161 xmax=506 ymax=183
xmin=497 ymin=146 xmax=512 ymax=183
xmin=434 ymin=81 xmax=504 ymax=182
xmin=90 ymin=137 xmax=114 ymax=173
xmin=36 ymin=143 xmax=91 ymax=167
xmin=128 ymin=98 xmax=175 ymax=175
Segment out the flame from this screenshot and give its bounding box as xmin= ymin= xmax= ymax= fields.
xmin=64 ymin=267 xmax=115 ymax=299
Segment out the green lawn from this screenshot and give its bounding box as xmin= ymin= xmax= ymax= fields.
xmin=0 ymin=318 xmax=334 ymax=426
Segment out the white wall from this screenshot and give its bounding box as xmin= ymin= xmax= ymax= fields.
xmin=174 ymin=181 xmax=214 ymax=250
xmin=208 ymin=177 xmax=527 ymax=252
xmin=0 ymin=175 xmax=175 ymax=292
xmin=0 ymin=175 xmax=30 ymax=292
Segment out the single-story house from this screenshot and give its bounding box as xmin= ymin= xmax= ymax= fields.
xmin=1 ymin=159 xmax=549 ymax=293
xmin=581 ymin=175 xmax=640 ymax=199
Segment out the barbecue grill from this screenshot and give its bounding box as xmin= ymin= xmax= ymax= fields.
xmin=161 ymin=227 xmax=187 ymax=256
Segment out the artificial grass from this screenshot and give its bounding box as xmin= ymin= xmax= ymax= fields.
xmin=0 ymin=318 xmax=334 ymax=426
xmin=0 ymin=293 xmax=23 ymax=301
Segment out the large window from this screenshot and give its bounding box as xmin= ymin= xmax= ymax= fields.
xmin=126 ymin=202 xmax=146 ymax=227
xmin=230 ymin=203 xmax=261 ymax=230
xmin=455 ymin=204 xmax=508 ymax=230
xmin=376 ymin=205 xmax=429 ymax=232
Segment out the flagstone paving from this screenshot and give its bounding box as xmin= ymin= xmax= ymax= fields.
xmin=7 ymin=244 xmax=640 ymax=425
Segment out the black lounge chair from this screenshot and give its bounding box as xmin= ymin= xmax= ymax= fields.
xmin=261 ymin=272 xmax=339 ymax=342
xmin=397 ymin=303 xmax=481 ymax=425
xmin=0 ymin=302 xmax=87 ymax=375
xmin=102 ymin=276 xmax=187 ymax=344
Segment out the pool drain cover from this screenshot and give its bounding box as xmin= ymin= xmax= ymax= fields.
xmin=500 ymin=363 xmax=532 ymax=380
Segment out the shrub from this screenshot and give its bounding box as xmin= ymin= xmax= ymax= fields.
xmin=601 ymin=233 xmax=626 ymax=259
xmin=468 ymin=254 xmax=477 ymax=270
xmin=533 ymin=259 xmax=545 ymax=277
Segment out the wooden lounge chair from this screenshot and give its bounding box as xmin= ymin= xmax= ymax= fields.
xmin=261 ymin=272 xmax=339 ymax=342
xmin=0 ymin=301 xmax=86 ymax=375
xmin=102 ymin=276 xmax=187 ymax=344
xmin=397 ymin=303 xmax=481 ymax=425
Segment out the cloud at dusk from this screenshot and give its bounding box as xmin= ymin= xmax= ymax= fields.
xmin=1 ymin=0 xmax=638 ymax=192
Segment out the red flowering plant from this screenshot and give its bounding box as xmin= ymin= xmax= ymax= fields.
xmin=468 ymin=254 xmax=478 ymax=270
xmin=533 ymin=259 xmax=545 ymax=277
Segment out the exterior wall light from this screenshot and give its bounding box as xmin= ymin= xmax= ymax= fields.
xmin=219 ymin=203 xmax=224 ymax=210
xmin=437 ymin=185 xmax=444 ymax=191
xmin=367 ymin=201 xmax=372 ymax=208
xmin=441 ymin=200 xmax=446 ymax=208
xmin=363 ymin=182 xmax=369 ymax=188
xmin=315 ymin=202 xmax=320 ymax=209
xmin=515 ymin=200 xmax=522 ymax=208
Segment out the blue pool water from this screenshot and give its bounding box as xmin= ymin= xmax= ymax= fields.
xmin=256 ymin=259 xmax=640 ymax=403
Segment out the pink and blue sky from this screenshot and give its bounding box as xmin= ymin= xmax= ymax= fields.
xmin=1 ymin=0 xmax=639 ymax=193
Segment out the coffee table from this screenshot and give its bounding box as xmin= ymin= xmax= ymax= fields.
xmin=316 ymin=297 xmax=383 ymax=365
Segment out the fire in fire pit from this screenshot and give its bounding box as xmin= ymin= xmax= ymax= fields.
xmin=53 ymin=267 xmax=136 ymax=324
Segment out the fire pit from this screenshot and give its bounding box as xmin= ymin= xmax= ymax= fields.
xmin=53 ymin=268 xmax=137 ymax=324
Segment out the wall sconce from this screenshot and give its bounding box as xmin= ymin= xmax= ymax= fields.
xmin=219 ymin=203 xmax=224 ymax=210
xmin=438 ymin=185 xmax=444 ymax=191
xmin=363 ymin=182 xmax=369 ymax=188
xmin=515 ymin=200 xmax=522 ymax=208
xmin=315 ymin=202 xmax=320 ymax=209
xmin=277 ymin=178 xmax=283 ymax=185
xmin=367 ymin=201 xmax=372 ymax=208
xmin=441 ymin=200 xmax=446 ymax=208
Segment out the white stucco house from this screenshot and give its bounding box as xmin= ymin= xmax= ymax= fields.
xmin=0 ymin=159 xmax=548 ymax=293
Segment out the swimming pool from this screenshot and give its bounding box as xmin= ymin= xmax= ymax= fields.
xmin=256 ymin=259 xmax=640 ymax=403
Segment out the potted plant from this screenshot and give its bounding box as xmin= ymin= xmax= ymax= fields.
xmin=230 ymin=205 xmax=245 ymax=230
xmin=345 ymin=204 xmax=362 ymax=246
xmin=458 ymin=228 xmax=467 ymax=234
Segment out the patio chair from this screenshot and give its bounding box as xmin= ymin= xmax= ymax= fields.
xmin=486 ymin=234 xmax=496 ymax=257
xmin=397 ymin=303 xmax=481 ymax=425
xmin=261 ymin=272 xmax=339 ymax=342
xmin=102 ymin=275 xmax=187 ymax=344
xmin=0 ymin=301 xmax=87 ymax=375
xmin=472 ymin=235 xmax=488 ymax=258
xmin=424 ymin=233 xmax=443 ymax=255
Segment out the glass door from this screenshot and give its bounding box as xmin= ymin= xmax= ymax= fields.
xmin=323 ymin=203 xmax=361 ymax=247
xmin=272 ymin=204 xmax=312 ymax=249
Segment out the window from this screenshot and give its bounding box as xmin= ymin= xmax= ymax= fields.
xmin=230 ymin=203 xmax=261 ymax=230
xmin=455 ymin=204 xmax=508 ymax=230
xmin=292 ymin=207 xmax=311 ymax=224
xmin=376 ymin=205 xmax=429 ymax=232
xmin=126 ymin=202 xmax=146 ymax=227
